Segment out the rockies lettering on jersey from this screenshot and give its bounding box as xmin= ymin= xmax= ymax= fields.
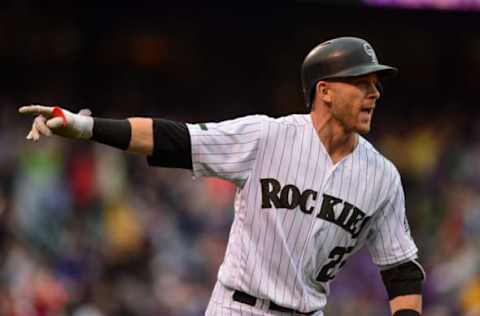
xmin=185 ymin=114 xmax=418 ymax=314
xmin=260 ymin=178 xmax=370 ymax=238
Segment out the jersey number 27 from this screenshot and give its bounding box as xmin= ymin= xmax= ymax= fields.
xmin=316 ymin=246 xmax=354 ymax=282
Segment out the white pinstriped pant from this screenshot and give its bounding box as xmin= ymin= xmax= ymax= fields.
xmin=205 ymin=281 xmax=324 ymax=316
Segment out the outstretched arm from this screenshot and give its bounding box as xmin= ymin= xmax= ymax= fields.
xmin=19 ymin=105 xmax=154 ymax=155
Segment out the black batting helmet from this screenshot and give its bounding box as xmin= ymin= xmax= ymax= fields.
xmin=301 ymin=37 xmax=398 ymax=108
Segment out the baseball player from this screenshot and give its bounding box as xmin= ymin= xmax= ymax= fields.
xmin=19 ymin=37 xmax=424 ymax=316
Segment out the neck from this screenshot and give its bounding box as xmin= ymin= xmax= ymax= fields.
xmin=310 ymin=109 xmax=358 ymax=164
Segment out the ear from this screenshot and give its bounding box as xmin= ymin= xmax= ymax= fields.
xmin=316 ymin=81 xmax=332 ymax=104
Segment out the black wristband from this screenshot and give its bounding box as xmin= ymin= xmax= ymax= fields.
xmin=91 ymin=118 xmax=132 ymax=150
xmin=393 ymin=309 xmax=420 ymax=316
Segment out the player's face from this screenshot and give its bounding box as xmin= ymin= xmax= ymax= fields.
xmin=326 ymin=73 xmax=381 ymax=134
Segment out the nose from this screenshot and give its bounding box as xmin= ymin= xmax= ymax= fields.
xmin=369 ymin=82 xmax=381 ymax=99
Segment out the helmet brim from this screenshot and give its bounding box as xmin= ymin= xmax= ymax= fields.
xmin=324 ymin=64 xmax=398 ymax=80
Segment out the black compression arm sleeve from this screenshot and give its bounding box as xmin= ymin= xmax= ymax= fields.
xmin=91 ymin=118 xmax=132 ymax=150
xmin=381 ymin=261 xmax=424 ymax=300
xmin=147 ymin=119 xmax=192 ymax=169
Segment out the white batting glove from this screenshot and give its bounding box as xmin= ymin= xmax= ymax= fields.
xmin=18 ymin=105 xmax=94 ymax=141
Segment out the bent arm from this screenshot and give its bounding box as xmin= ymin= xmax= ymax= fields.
xmin=381 ymin=260 xmax=425 ymax=316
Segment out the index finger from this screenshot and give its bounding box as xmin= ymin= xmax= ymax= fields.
xmin=18 ymin=105 xmax=54 ymax=116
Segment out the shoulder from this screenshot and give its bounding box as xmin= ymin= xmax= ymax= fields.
xmin=257 ymin=114 xmax=312 ymax=142
xmin=269 ymin=114 xmax=311 ymax=126
xmin=358 ymin=136 xmax=401 ymax=185
xmin=188 ymin=113 xmax=309 ymax=126
xmin=186 ymin=114 xmax=311 ymax=139
xmin=209 ymin=114 xmax=271 ymax=126
xmin=254 ymin=114 xmax=312 ymax=135
xmin=186 ymin=114 xmax=269 ymax=133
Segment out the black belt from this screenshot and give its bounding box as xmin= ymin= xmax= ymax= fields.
xmin=232 ymin=290 xmax=315 ymax=315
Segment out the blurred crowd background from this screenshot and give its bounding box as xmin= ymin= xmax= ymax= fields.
xmin=1 ymin=2 xmax=480 ymax=316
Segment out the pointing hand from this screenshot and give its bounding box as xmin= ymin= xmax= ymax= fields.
xmin=19 ymin=105 xmax=94 ymax=141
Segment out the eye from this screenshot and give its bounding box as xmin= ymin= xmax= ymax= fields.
xmin=355 ymin=79 xmax=379 ymax=92
xmin=354 ymin=80 xmax=370 ymax=90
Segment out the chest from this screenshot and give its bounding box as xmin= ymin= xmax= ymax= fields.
xmin=255 ymin=147 xmax=391 ymax=239
xmin=259 ymin=148 xmax=387 ymax=210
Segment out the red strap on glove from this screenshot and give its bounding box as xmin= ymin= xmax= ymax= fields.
xmin=52 ymin=106 xmax=67 ymax=128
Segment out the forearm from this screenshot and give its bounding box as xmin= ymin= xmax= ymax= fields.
xmin=390 ymin=294 xmax=422 ymax=315
xmin=91 ymin=117 xmax=153 ymax=155
xmin=93 ymin=116 xmax=192 ymax=169
xmin=127 ymin=118 xmax=153 ymax=155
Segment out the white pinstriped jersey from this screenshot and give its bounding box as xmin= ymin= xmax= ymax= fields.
xmin=187 ymin=114 xmax=418 ymax=313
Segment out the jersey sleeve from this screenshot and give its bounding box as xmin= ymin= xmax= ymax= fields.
xmin=367 ymin=169 xmax=418 ymax=266
xmin=186 ymin=115 xmax=265 ymax=186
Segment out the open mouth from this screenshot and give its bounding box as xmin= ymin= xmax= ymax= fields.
xmin=360 ymin=108 xmax=373 ymax=114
